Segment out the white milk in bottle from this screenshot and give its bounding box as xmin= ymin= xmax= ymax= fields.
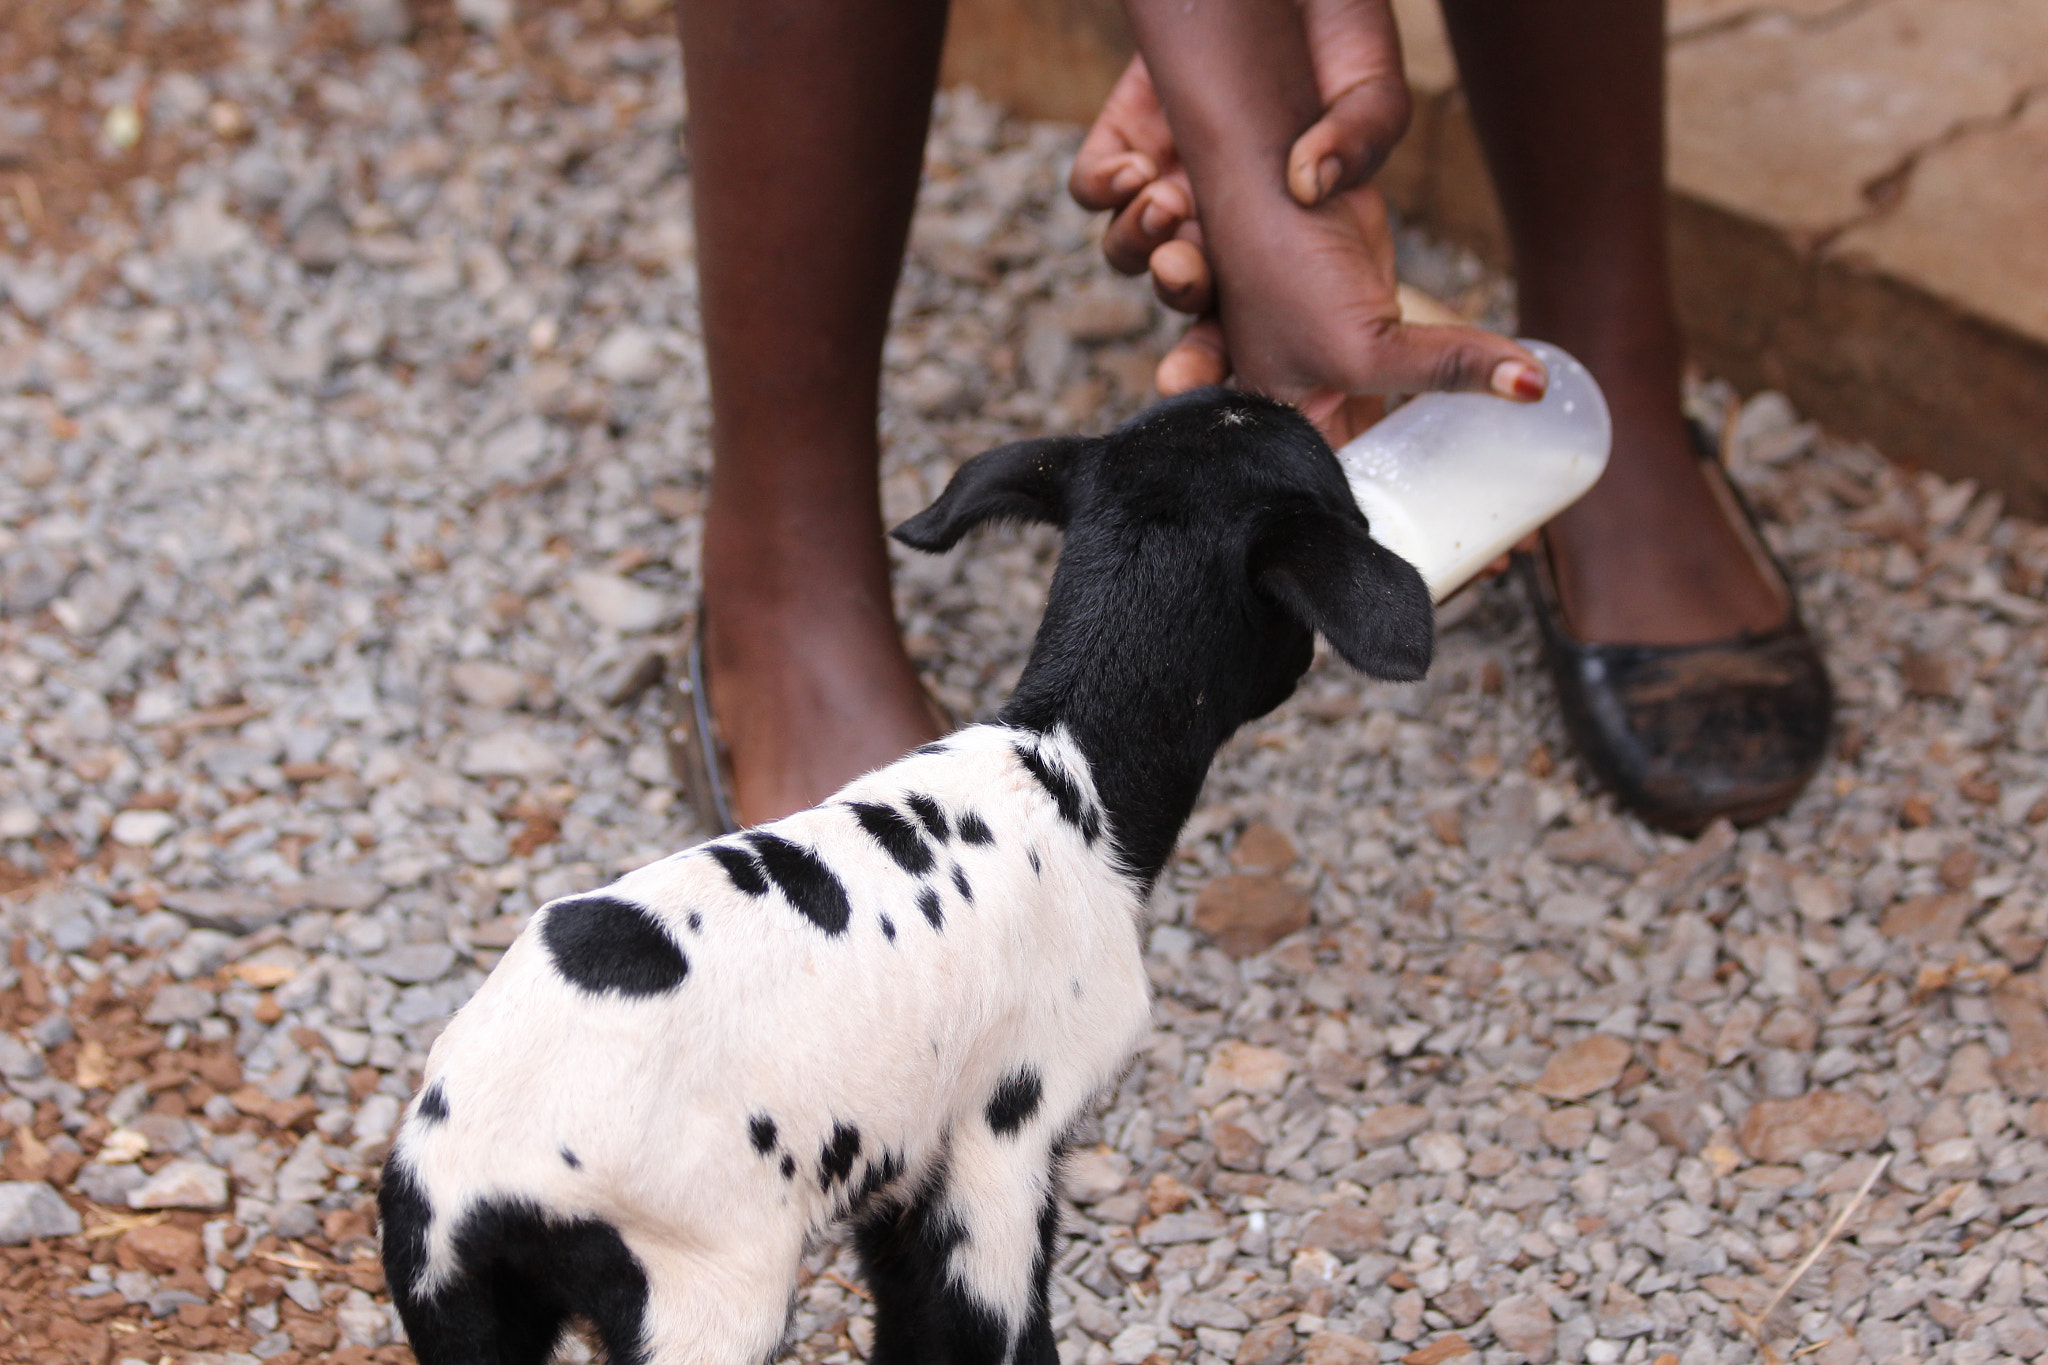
xmin=1336 ymin=340 xmax=1612 ymax=602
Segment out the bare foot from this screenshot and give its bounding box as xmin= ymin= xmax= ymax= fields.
xmin=1542 ymin=381 xmax=1787 ymax=647
xmin=700 ymin=587 xmax=940 ymax=827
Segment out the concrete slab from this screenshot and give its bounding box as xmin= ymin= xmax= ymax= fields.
xmin=1668 ymin=0 xmax=2048 ymax=237
xmin=1667 ymin=0 xmax=1867 ymax=40
xmin=1833 ymin=92 xmax=2048 ymax=341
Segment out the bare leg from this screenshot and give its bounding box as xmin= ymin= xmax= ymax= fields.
xmin=677 ymin=0 xmax=949 ymax=824
xmin=1439 ymin=0 xmax=1784 ymax=645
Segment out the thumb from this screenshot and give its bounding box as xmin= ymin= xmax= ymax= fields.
xmin=1285 ymin=75 xmax=1411 ymax=206
xmin=1350 ymin=319 xmax=1548 ymax=400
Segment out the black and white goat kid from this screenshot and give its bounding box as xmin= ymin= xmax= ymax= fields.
xmin=379 ymin=388 xmax=1434 ymax=1365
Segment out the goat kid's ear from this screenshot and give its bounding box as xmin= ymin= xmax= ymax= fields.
xmin=1253 ymin=508 xmax=1434 ymax=682
xmin=891 ymin=435 xmax=1090 ymax=553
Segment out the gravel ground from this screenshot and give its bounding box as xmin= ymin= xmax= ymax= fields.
xmin=5 ymin=6 xmax=2048 ymax=1365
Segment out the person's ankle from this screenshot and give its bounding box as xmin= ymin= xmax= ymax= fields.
xmin=1544 ymin=455 xmax=1788 ymax=646
xmin=698 ymin=594 xmax=940 ymax=823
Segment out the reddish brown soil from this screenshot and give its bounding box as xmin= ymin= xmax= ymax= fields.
xmin=0 ymin=0 xmax=674 ymax=254
xmin=1 ymin=943 xmax=392 ymax=1362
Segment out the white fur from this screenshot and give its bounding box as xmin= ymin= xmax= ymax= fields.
xmin=388 ymin=723 xmax=1150 ymax=1363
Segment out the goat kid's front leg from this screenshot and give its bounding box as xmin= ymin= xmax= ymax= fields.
xmin=855 ymin=1131 xmax=1063 ymax=1365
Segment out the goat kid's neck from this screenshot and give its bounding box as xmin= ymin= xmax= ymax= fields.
xmin=998 ymin=609 xmax=1263 ymax=894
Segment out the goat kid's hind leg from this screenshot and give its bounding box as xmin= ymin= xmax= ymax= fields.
xmin=382 ymin=1161 xmax=570 ymax=1365
xmin=629 ymin=1232 xmax=808 ymax=1365
xmin=855 ymin=1134 xmax=1063 ymax=1365
xmin=390 ymin=1264 xmax=571 ymax=1365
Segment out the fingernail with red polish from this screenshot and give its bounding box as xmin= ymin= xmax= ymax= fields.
xmin=1492 ymin=360 xmax=1547 ymax=401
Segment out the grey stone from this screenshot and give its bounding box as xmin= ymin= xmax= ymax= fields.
xmin=1136 ymin=1208 xmax=1227 ymax=1246
xmin=0 ymin=1182 xmax=82 ymax=1242
xmin=144 ymin=983 xmax=218 ymax=1024
xmin=271 ymin=1201 xmax=323 ymax=1241
xmin=74 ymin=1162 xmax=149 ymax=1206
xmin=1994 ymin=1309 xmax=2048 ymax=1360
xmin=1 ymin=547 xmax=81 ymax=615
xmin=461 ymin=730 xmax=564 ymax=778
xmin=1592 ymin=1284 xmax=1656 ymax=1339
xmin=363 ymin=943 xmax=457 ymax=984
xmin=341 ymin=0 xmax=414 ymax=43
xmin=1170 ymin=1296 xmax=1251 ymax=1331
xmin=29 ymin=1013 xmax=72 ymax=1048
xmin=275 ymin=1135 xmax=331 ymax=1204
xmin=128 ymin=1160 xmax=231 ymax=1211
xmin=590 ymin=326 xmax=667 ymax=385
xmin=454 ymin=0 xmax=513 ymax=32
xmin=289 ymin=204 xmax=353 ymax=271
xmin=53 ymin=569 xmax=142 ymax=637
xmin=337 ymin=1288 xmax=395 ymax=1347
xmin=0 ymin=1033 xmax=43 ymax=1081
xmin=160 ymin=888 xmax=288 ymax=934
xmin=278 ymin=875 xmax=381 ymax=915
xmin=568 ymin=571 xmax=669 ymax=633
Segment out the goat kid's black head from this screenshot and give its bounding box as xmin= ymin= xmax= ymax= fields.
xmin=893 ymin=386 xmax=1434 ymax=698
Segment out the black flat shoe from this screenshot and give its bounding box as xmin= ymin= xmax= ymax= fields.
xmin=1518 ymin=425 xmax=1832 ymax=834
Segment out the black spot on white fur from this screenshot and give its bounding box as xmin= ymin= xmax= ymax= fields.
xmin=880 ymin=915 xmax=896 ymax=943
xmin=744 ymin=832 xmax=853 ymax=935
xmin=780 ymin=1154 xmax=796 ymax=1181
xmin=848 ymin=801 xmax=934 ymax=875
xmin=905 ymin=793 xmax=949 ymax=842
xmin=561 ymin=1147 xmax=580 ymax=1169
xmin=749 ymin=1115 xmax=777 ymax=1155
xmin=852 ymin=1149 xmax=906 ymax=1210
xmin=985 ymin=1068 xmax=1043 ymax=1137
xmin=705 ymin=843 xmax=768 ymax=897
xmin=541 ymin=896 xmax=689 ymax=998
xmin=820 ymin=1123 xmax=862 ymax=1189
xmin=1013 ymin=742 xmax=1100 ymax=843
xmin=951 ymin=864 xmax=973 ymax=903
xmin=416 ymin=1081 xmax=449 ymax=1125
xmin=957 ymin=811 xmax=994 ymax=846
xmin=917 ymin=886 xmax=943 ymax=930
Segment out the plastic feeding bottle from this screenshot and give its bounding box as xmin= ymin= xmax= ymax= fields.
xmin=1336 ymin=340 xmax=1612 ymax=603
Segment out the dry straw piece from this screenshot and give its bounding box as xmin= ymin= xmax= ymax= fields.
xmin=1736 ymin=1153 xmax=1892 ymax=1364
